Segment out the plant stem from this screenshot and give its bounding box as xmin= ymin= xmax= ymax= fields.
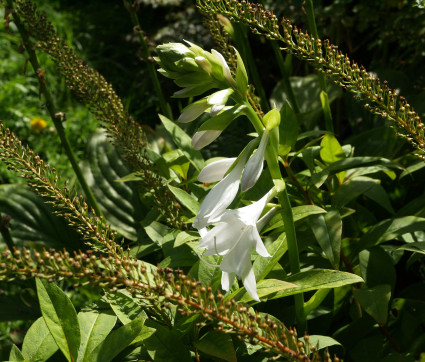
xmin=304 ymin=0 xmax=334 ymax=133
xmin=244 ymin=102 xmax=306 ymax=333
xmin=8 ymin=1 xmax=103 ymax=217
xmin=0 ymin=213 xmax=14 ymax=250
xmin=123 ymin=0 xmax=173 ymax=120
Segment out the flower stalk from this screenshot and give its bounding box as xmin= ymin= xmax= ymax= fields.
xmin=5 ymin=0 xmax=103 ymax=217
xmin=244 ymin=101 xmax=306 ymax=332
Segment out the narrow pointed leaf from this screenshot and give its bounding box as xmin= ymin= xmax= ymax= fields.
xmin=77 ymin=311 xmax=117 ymax=362
xmin=88 ymin=317 xmax=144 ymax=362
xmin=229 ymin=269 xmax=363 ymax=302
xmin=22 ymin=317 xmax=58 ymax=362
xmin=106 ymin=291 xmax=147 ymax=325
xmin=159 ymin=114 xmax=204 ymax=172
xmin=35 ymin=279 xmax=80 ymax=362
xmin=9 ymin=344 xmax=25 ymax=361
xmin=168 ymin=185 xmax=200 ymax=215
xmin=310 ymin=210 xmax=342 ymax=268
xmin=194 ymin=331 xmax=237 ymax=362
xmin=354 ymin=285 xmax=392 ymax=325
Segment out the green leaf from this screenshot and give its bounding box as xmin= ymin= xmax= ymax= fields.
xmin=106 ymin=291 xmax=147 ymax=325
xmin=194 ymin=331 xmax=237 ymax=362
xmin=359 ymin=247 xmax=396 ymax=289
xmin=333 ymin=176 xmax=378 ymax=209
xmin=397 ymin=242 xmax=425 ymax=255
xmin=354 ymin=285 xmax=392 ymax=325
xmin=143 ymin=320 xmax=192 ymax=361
xmin=21 ymin=317 xmax=58 ymax=362
xmin=81 ymin=130 xmax=145 ymax=241
xmin=254 ymin=232 xmax=287 ymax=282
xmin=88 ymin=317 xmax=144 ymax=362
xmin=35 ymin=279 xmax=80 ymax=362
xmin=0 ymin=184 xmax=81 ymax=250
xmin=279 ymin=101 xmax=298 ymax=153
xmin=262 ymin=205 xmax=326 ymax=233
xmin=159 ymin=114 xmax=204 ymax=172
xmin=310 ymin=210 xmax=342 ymax=268
xmin=320 ymin=134 xmax=346 ymax=183
xmin=9 ymin=345 xmax=25 ymax=361
xmin=364 ymin=183 xmax=395 ymax=214
xmin=300 ymin=335 xmax=341 ymax=350
xmin=77 ymin=311 xmax=117 ymax=362
xmin=356 ymin=216 xmax=425 ymax=252
xmin=229 ymin=269 xmax=363 ymax=302
xmin=174 ymin=230 xmax=199 ymax=247
xmin=168 ymin=185 xmax=199 ymax=215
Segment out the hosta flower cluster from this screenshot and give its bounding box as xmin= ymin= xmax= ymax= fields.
xmin=156 ymin=42 xmax=280 ymax=301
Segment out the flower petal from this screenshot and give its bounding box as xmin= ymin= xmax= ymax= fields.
xmin=221 ymin=271 xmax=236 ymax=291
xmin=241 ymin=131 xmax=269 ymax=192
xmin=191 ymin=130 xmax=222 ymax=150
xmin=211 ymin=49 xmax=237 ymax=88
xmin=242 ymin=266 xmax=260 ymax=302
xmin=178 ymin=99 xmax=209 ymax=123
xmin=199 ymin=222 xmax=240 ymax=255
xmin=249 ymin=227 xmax=271 ymax=258
xmin=207 ymin=88 xmax=233 ymax=106
xmin=193 ymin=160 xmax=245 ymax=229
xmin=228 ymin=189 xmax=272 ymax=226
xmin=197 ymin=158 xmax=237 ymax=183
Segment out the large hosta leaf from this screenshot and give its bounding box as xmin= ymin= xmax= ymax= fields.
xmin=0 ymin=184 xmax=81 ymax=249
xmin=81 ymin=130 xmax=145 ymax=240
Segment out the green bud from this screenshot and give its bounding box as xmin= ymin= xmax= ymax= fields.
xmin=156 ymin=43 xmax=194 ymax=73
xmin=175 ymin=57 xmax=199 ymax=72
xmin=217 ymin=14 xmax=234 ymax=36
xmin=263 ymin=108 xmax=281 ymax=131
xmin=234 ymin=47 xmax=248 ymax=98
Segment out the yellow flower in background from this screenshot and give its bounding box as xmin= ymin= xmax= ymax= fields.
xmin=29 ymin=117 xmax=48 ymax=133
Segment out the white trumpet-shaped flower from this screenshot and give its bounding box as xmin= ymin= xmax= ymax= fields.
xmin=241 ymin=130 xmax=269 ymax=192
xmin=191 ymin=130 xmax=222 ymax=150
xmin=198 ymin=190 xmax=272 ymax=301
xmin=197 ymin=158 xmax=237 ymax=183
xmin=178 ymin=88 xmax=234 ymax=123
xmin=192 ymin=158 xmax=244 ymax=231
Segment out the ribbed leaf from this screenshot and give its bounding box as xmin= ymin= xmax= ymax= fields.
xmin=81 ymin=130 xmax=145 ymax=240
xmin=0 ymin=184 xmax=81 ymax=249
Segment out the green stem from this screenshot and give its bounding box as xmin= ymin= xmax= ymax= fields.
xmin=233 ymin=23 xmax=269 ymax=111
xmin=8 ymin=1 xmax=103 ymax=217
xmin=304 ymin=0 xmax=334 ymax=133
xmin=0 ymin=212 xmax=14 ymax=250
xmin=270 ymin=41 xmax=300 ymax=114
xmin=244 ymin=102 xmax=306 ymax=333
xmin=123 ymin=0 xmax=173 ymax=120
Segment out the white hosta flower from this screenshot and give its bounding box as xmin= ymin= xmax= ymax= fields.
xmin=178 ymin=89 xmax=234 ymax=123
xmin=193 ymin=159 xmax=245 ymax=231
xmin=178 ymin=99 xmax=209 ymax=123
xmin=191 ymin=130 xmax=222 ymax=150
xmin=198 ymin=190 xmax=272 ymax=301
xmin=197 ymin=158 xmax=237 ymax=183
xmin=241 ymin=131 xmax=269 ymax=192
